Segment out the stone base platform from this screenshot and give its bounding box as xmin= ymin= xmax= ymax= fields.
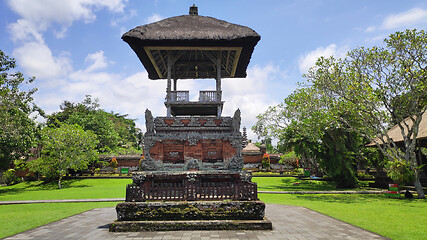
xmin=115 ymin=201 xmax=266 ymax=221
xmin=110 ymin=200 xmax=271 ymax=232
xmin=109 ymin=218 xmax=272 ymax=232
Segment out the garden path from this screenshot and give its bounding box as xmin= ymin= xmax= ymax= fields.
xmin=4 ymin=204 xmax=388 ymax=240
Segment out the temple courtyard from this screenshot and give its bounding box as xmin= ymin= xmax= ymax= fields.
xmin=4 ymin=203 xmax=387 ymax=240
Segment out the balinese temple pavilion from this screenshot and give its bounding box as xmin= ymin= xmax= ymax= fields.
xmin=110 ymin=5 xmax=271 ymax=232
xmin=122 ymin=4 xmax=259 ymax=118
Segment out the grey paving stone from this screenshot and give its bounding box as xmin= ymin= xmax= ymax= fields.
xmin=4 ymin=204 xmax=389 ymax=240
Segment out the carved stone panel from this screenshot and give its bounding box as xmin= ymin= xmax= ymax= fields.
xmin=163 ymin=140 xmax=184 ymax=163
xmin=202 ymin=140 xmax=223 ymax=163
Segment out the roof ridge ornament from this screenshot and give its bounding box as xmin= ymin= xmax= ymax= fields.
xmin=189 ymin=4 xmax=198 ymax=15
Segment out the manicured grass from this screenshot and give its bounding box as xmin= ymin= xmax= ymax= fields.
xmin=259 ymin=193 xmax=427 ymax=240
xmin=0 ymin=202 xmax=117 ymax=239
xmin=1 ymin=177 xmax=426 ymax=240
xmin=0 ymin=179 xmax=131 ymax=201
xmin=253 ymin=176 xmax=374 ymax=191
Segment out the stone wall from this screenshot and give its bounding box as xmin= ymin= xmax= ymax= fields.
xmin=141 ymin=110 xmax=243 ymax=171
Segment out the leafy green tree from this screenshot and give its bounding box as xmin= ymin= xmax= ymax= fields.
xmin=254 ymin=84 xmax=365 ymax=187
xmin=28 ymin=124 xmax=98 ymax=189
xmin=306 ymin=29 xmax=426 ymax=198
xmin=47 ymin=95 xmax=142 ymax=153
xmin=0 ymin=50 xmax=41 ymax=182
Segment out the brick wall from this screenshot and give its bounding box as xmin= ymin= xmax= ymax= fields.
xmin=149 ymin=139 xmax=236 ymax=163
xmin=243 ymin=154 xmax=262 ymax=164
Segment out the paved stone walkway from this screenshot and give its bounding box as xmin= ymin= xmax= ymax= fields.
xmin=4 ymin=204 xmax=388 ymax=240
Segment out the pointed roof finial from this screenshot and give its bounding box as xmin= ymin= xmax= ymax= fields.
xmin=189 ymin=4 xmax=198 ymax=15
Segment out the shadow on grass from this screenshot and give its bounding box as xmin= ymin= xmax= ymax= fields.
xmin=0 ymin=179 xmax=91 ymax=197
xmin=257 ymin=177 xmax=375 ymax=192
xmin=259 ymin=178 xmax=337 ymax=192
xmin=293 ymin=193 xmax=425 ymax=205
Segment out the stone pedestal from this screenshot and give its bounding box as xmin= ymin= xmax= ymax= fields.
xmin=110 ymin=201 xmax=272 ymax=231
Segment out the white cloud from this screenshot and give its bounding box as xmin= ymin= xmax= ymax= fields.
xmin=61 ymin=70 xmax=168 ymax=131
xmin=12 ymin=41 xmax=72 ymax=82
xmin=222 ymin=64 xmax=281 ymax=141
xmin=382 ymin=8 xmax=427 ymax=29
xmin=145 ymin=13 xmax=163 ymax=24
xmin=8 ymin=19 xmax=44 ymax=43
xmin=84 ymin=51 xmax=109 ymax=72
xmin=7 ymin=0 xmax=128 ymax=86
xmin=298 ymin=44 xmax=348 ymax=74
xmin=7 ymin=0 xmax=127 ymax=41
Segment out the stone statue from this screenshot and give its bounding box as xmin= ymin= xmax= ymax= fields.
xmin=145 ymin=109 xmax=155 ymax=134
xmin=232 ymin=109 xmax=241 ymax=132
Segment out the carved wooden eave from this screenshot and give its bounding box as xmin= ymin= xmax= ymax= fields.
xmin=143 ymin=46 xmax=242 ymax=79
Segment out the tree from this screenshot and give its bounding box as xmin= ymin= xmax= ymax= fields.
xmin=306 ymin=29 xmax=426 ymax=198
xmin=0 ymin=50 xmax=41 ymax=182
xmin=28 ymin=124 xmax=98 ymax=189
xmin=254 ymin=86 xmax=364 ymax=187
xmin=47 ymin=95 xmax=143 ymax=153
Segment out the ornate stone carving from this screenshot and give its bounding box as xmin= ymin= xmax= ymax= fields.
xmin=204 ymin=118 xmax=217 ymax=127
xmin=188 ymin=117 xmax=201 ymax=126
xmin=145 ymin=109 xmax=155 ymax=135
xmin=188 ymin=138 xmax=198 ymax=146
xmin=220 ymin=117 xmax=232 ymax=127
xmin=140 ymin=153 xmax=158 ymax=171
xmin=132 ymin=173 xmax=146 ymax=184
xmin=186 ymin=158 xmax=200 ymax=170
xmin=169 ymin=152 xmax=179 ymax=158
xmin=171 ymin=118 xmax=184 ymax=126
xmin=239 ymin=171 xmax=252 ymax=182
xmin=227 ymin=155 xmax=243 ymax=170
xmin=187 ymin=172 xmax=197 ymax=181
xmin=232 ymin=109 xmax=241 ymax=132
xmin=154 ymin=117 xmax=168 ymax=127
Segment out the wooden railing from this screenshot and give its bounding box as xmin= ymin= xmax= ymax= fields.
xmin=167 ymin=91 xmax=221 ymax=103
xmin=170 ymin=91 xmax=189 ymax=102
xmin=126 ymin=181 xmax=257 ymax=202
xmin=199 ymin=91 xmax=220 ymax=102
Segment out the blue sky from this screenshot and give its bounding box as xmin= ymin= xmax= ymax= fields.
xmin=1 ymin=0 xmax=427 ymax=140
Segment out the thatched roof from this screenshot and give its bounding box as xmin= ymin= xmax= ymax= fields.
xmin=367 ymin=111 xmax=427 ymax=147
xmin=122 ymin=11 xmax=260 ymax=80
xmin=123 ymin=15 xmax=260 ymax=41
xmin=242 ymin=142 xmax=261 ymax=154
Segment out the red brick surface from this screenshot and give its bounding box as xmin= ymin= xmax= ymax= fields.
xmin=149 ymin=139 xmax=236 ymax=163
xmin=243 ymin=154 xmax=262 ymax=164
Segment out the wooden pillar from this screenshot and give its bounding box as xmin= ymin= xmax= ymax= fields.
xmin=216 ymin=51 xmax=222 ymax=117
xmin=167 ymin=53 xmax=172 ymax=117
xmin=173 ymin=79 xmax=177 ymax=91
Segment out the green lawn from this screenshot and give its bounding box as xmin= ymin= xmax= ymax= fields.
xmin=0 ymin=202 xmax=117 ymax=239
xmin=1 ymin=178 xmax=426 ymax=240
xmin=254 ymin=176 xmax=374 ymax=191
xmin=0 ymin=178 xmax=131 ymax=201
xmin=259 ymin=193 xmax=427 ymax=240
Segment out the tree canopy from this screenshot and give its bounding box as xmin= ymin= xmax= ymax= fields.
xmin=254 ymin=29 xmax=426 ymax=195
xmin=47 ymin=95 xmax=143 ymax=153
xmin=28 ymin=123 xmax=98 ymax=189
xmin=0 ymin=50 xmax=42 ymax=175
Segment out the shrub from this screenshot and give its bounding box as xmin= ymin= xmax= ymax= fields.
xmin=386 ymin=157 xmax=414 ymax=185
xmin=279 ymin=151 xmax=299 ymax=168
xmin=2 ymin=169 xmax=21 ymax=186
xmin=110 ymin=157 xmax=118 ymax=168
xmin=261 ymin=153 xmax=270 ymax=169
